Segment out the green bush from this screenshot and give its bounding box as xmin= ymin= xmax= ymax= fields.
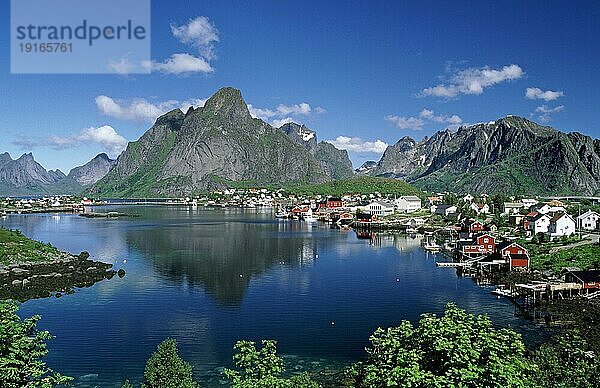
xmin=142 ymin=338 xmax=199 ymax=388
xmin=349 ymin=302 xmax=533 ymax=387
xmin=0 ymin=300 xmax=72 ymax=387
xmin=224 ymin=340 xmax=319 ymax=387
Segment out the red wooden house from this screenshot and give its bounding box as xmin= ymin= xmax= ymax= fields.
xmin=461 ymin=233 xmax=496 ymax=258
xmin=495 ymin=241 xmax=530 ymax=269
xmin=326 ymin=197 xmax=344 ymax=208
xmin=564 ymin=270 xmax=600 ymax=289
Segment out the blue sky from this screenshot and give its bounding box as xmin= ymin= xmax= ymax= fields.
xmin=1 ymin=0 xmax=599 ymax=172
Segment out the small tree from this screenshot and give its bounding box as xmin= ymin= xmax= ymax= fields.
xmin=0 ymin=300 xmax=72 ymax=387
xmin=142 ymin=338 xmax=198 ymax=388
xmin=223 ymin=340 xmax=318 ymax=387
xmin=350 ymin=302 xmax=533 ymax=387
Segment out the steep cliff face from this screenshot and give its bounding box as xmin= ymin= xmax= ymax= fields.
xmin=279 ymin=122 xmax=354 ymax=180
xmin=279 ymin=122 xmax=318 ymax=153
xmin=90 ymin=88 xmax=330 ymax=197
xmin=67 ymin=153 xmax=116 ymax=186
xmin=315 ymin=142 xmax=354 ymax=179
xmin=371 ymin=116 xmax=600 ymax=195
xmin=0 ymin=153 xmax=82 ymax=195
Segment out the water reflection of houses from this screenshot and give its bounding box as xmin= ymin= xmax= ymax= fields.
xmin=355 ymin=230 xmax=422 ymax=251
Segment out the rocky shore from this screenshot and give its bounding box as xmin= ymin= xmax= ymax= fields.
xmin=0 ymin=251 xmax=124 ymax=301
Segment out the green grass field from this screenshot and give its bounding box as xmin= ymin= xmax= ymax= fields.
xmin=0 ymin=228 xmax=60 ymax=266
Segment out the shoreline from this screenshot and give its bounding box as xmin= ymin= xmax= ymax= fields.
xmin=0 ymin=250 xmax=124 ymax=302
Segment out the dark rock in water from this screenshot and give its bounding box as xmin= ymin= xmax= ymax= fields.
xmin=117 ymin=269 xmax=126 ymax=278
xmin=0 ymin=252 xmax=116 ymax=302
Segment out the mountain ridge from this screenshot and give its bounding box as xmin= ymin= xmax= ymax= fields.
xmin=367 ymin=116 xmax=600 ymax=195
xmin=89 ymin=87 xmax=349 ymax=197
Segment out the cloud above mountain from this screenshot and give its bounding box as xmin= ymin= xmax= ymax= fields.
xmin=420 ymin=64 xmax=524 ymax=98
xmin=95 ymin=96 xmax=207 ymax=122
xmin=386 ymin=108 xmax=463 ymax=130
xmin=325 ymin=136 xmax=388 ymax=154
xmin=525 ymin=87 xmax=564 ymax=101
xmin=12 ymin=126 xmax=129 ymax=158
xmin=247 ymin=102 xmax=325 ymax=127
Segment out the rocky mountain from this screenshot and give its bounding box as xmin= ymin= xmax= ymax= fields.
xmin=279 ymin=122 xmax=354 ymax=179
xmin=355 ymin=160 xmax=378 ymax=175
xmin=369 ymin=116 xmax=600 ymax=195
xmin=90 ymin=87 xmax=335 ymax=197
xmin=68 ymin=153 xmax=116 ymax=186
xmin=0 ymin=153 xmax=82 ymax=195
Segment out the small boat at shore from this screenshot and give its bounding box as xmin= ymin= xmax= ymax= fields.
xmin=275 ymin=209 xmax=289 ymax=218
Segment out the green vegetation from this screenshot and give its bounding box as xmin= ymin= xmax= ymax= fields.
xmin=528 ymin=243 xmax=600 ymax=274
xmin=349 ymin=302 xmax=532 ymax=387
xmin=288 ymin=176 xmax=424 ymax=197
xmin=91 ymin=130 xmax=179 ymax=198
xmin=0 ymin=228 xmax=60 ymax=266
xmin=223 ymin=340 xmax=318 ymax=387
xmin=4 ymin=301 xmax=600 ymax=387
xmin=534 ymin=331 xmax=600 ymax=387
xmin=141 ymin=338 xmax=198 ymax=388
xmin=0 ymin=300 xmax=72 ymax=387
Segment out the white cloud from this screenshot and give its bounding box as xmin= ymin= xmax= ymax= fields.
xmin=421 ymin=64 xmax=524 ymax=98
xmin=143 ymin=53 xmax=214 ymax=75
xmin=276 ymin=103 xmax=312 ymax=116
xmin=271 ymin=117 xmax=295 ymax=128
xmin=325 ymin=136 xmax=388 ymax=154
xmin=95 ymin=95 xmax=206 ymax=122
xmin=171 ymin=16 xmax=219 ymax=60
xmin=247 ymin=102 xmax=324 ymax=127
xmin=48 ymin=126 xmax=128 ymax=157
xmin=525 ymin=87 xmax=564 ymax=101
xmin=419 ymin=109 xmax=463 ymax=125
xmin=385 ymin=115 xmax=425 ymax=130
xmin=114 ymin=16 xmax=219 ymax=76
xmin=107 ymin=58 xmax=138 ymax=75
xmin=386 ymin=109 xmax=463 ymax=131
xmin=534 ymin=104 xmax=564 ymax=122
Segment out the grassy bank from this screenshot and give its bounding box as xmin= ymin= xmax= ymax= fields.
xmin=529 ymin=243 xmax=600 ymax=274
xmin=0 ymin=228 xmax=60 ymax=266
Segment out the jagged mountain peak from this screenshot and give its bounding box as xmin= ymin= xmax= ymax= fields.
xmin=68 ymin=153 xmax=116 ymax=186
xmin=90 ymin=87 xmax=331 ymax=196
xmin=202 ymin=87 xmax=250 ymax=119
xmin=17 ymin=152 xmax=35 ymax=162
xmin=155 ymin=108 xmax=185 ymax=128
xmin=371 ymin=117 xmax=600 ymax=195
xmin=0 ymin=152 xmax=83 ymax=194
xmin=279 ymin=122 xmax=317 ymax=144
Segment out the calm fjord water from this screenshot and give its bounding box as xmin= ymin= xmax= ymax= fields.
xmin=2 ymin=206 xmax=547 ymax=387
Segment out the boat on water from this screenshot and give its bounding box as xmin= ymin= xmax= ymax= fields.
xmin=421 ymin=232 xmax=441 ymax=252
xmin=423 ymin=242 xmax=441 ymax=252
xmin=303 ymin=215 xmax=318 ymax=222
xmin=275 ymin=208 xmax=289 ymax=218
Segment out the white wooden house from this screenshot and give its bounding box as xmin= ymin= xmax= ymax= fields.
xmin=547 ymin=213 xmax=576 ymax=239
xmin=394 ymin=196 xmax=422 ymax=213
xmin=577 ymin=210 xmax=600 ymax=231
xmin=364 ymin=201 xmax=395 ymax=216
